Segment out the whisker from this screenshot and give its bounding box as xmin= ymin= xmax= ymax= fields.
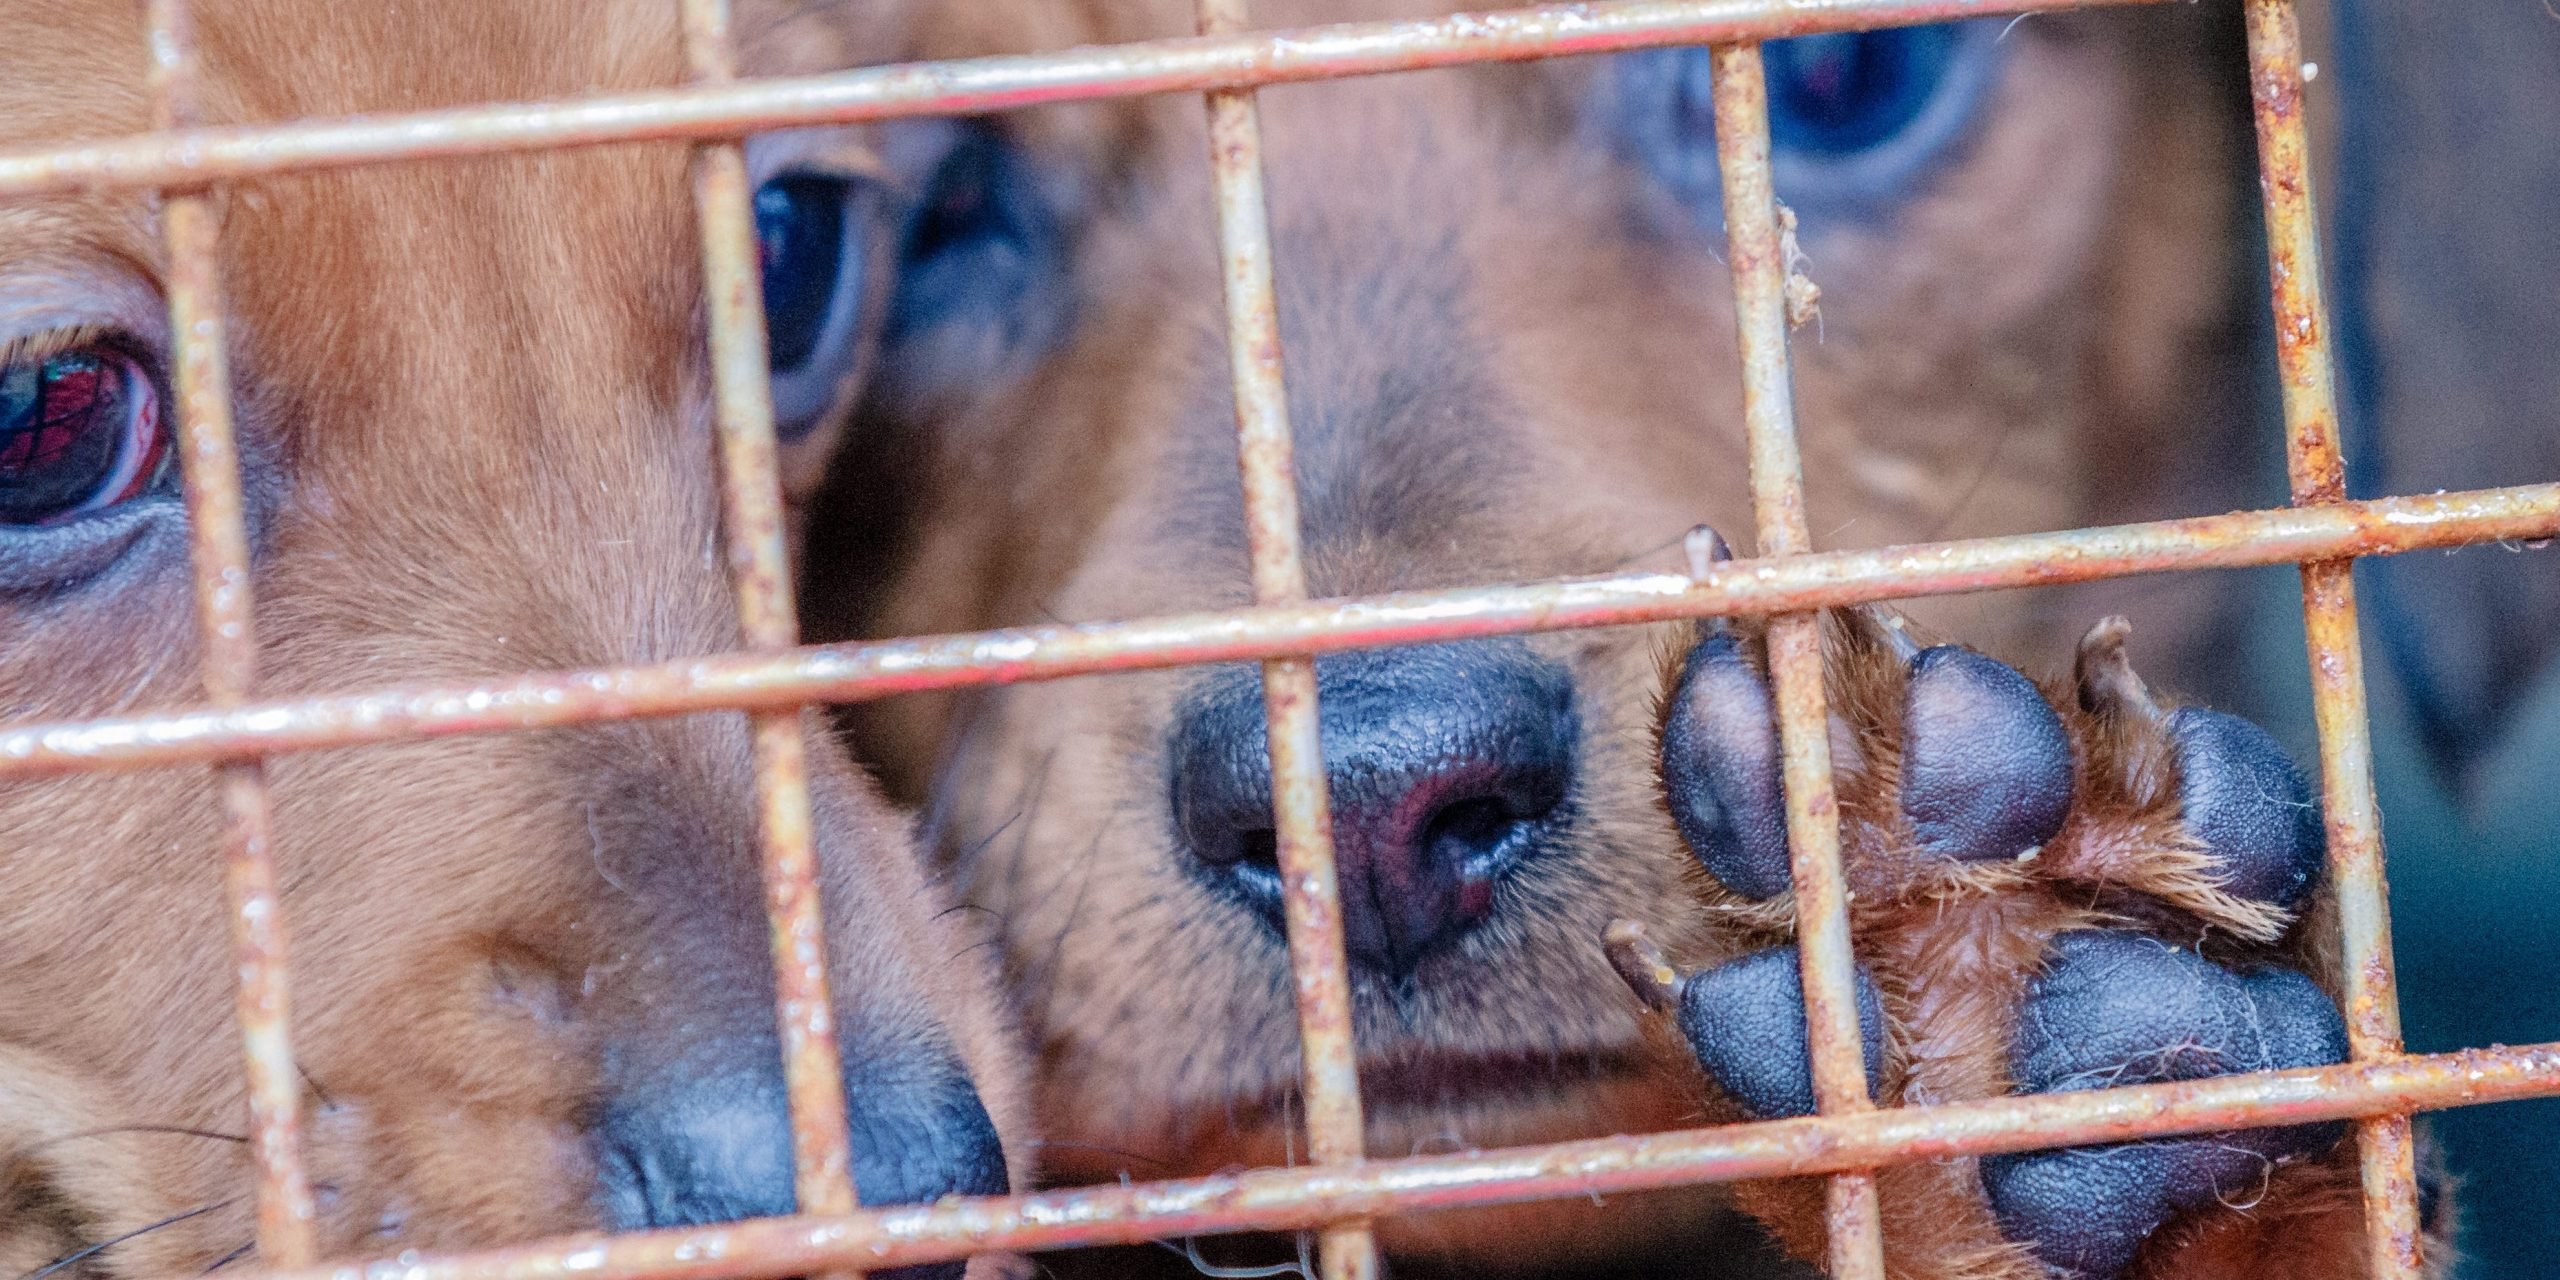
xmin=295 ymin=1064 xmax=338 ymax=1110
xmin=21 ymin=1199 xmax=234 ymax=1280
xmin=1152 ymin=1237 xmax=1311 ymax=1280
xmin=199 ymin=1243 xmax=256 ymax=1276
xmin=12 ymin=1126 xmax=247 ymax=1161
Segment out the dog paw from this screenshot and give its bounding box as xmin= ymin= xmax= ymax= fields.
xmin=1625 ymin=608 xmax=2357 ymax=1280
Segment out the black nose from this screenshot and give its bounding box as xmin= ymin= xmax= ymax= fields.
xmin=1169 ymin=640 xmax=1578 ymax=976
xmin=598 ymin=1035 xmax=1006 ymax=1280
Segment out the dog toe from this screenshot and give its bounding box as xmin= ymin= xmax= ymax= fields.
xmin=1672 ymin=944 xmax=1887 ymax=1120
xmin=1898 ymin=645 xmax=2074 ymax=865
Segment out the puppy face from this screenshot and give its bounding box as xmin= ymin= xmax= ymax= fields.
xmin=0 ymin=2 xmax=1023 ymax=1275
xmin=824 ymin=0 xmax=2240 ymax=1263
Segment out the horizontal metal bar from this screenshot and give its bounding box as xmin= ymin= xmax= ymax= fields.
xmin=169 ymin=1042 xmax=2560 ymax=1280
xmin=0 ymin=0 xmax=2155 ymax=199
xmin=1 ymin=483 xmax=2551 ymax=777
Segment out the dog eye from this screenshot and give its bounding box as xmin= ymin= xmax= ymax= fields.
xmin=1765 ymin=26 xmax=1963 ymax=156
xmin=874 ymin=123 xmax=1068 ymax=402
xmin=1613 ymin=21 xmax=1999 ymax=211
xmin=754 ymin=171 xmax=869 ymax=436
xmin=0 ymin=343 xmax=167 ymax=525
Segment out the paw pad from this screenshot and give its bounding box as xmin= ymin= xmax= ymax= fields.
xmin=1982 ymin=930 xmax=2349 ymax=1278
xmin=1636 ymin=610 xmax=2360 ymax=1279
xmin=2167 ymin=708 xmax=2324 ymax=911
xmin=1660 ymin=630 xmax=1791 ymax=900
xmin=1675 ymin=945 xmax=1887 ymax=1120
xmin=1901 ymin=645 xmax=2073 ymax=864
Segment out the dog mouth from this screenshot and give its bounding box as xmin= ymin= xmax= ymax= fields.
xmin=1349 ymin=1044 xmax=1656 ymax=1114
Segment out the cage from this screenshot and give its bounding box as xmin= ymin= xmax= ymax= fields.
xmin=1 ymin=1 xmax=2554 ymax=1278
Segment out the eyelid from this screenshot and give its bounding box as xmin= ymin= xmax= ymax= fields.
xmin=746 ymin=127 xmax=893 ymax=188
xmin=0 ymin=324 xmax=117 ymax=367
xmin=0 ymin=260 xmax=175 ymax=366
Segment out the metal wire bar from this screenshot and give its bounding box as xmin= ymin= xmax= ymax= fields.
xmin=1706 ymin=40 xmax=1886 ymax=1278
xmin=156 ymin=1041 xmax=2560 ymax=1280
xmin=0 ymin=0 xmax=2160 ymax=200
xmin=2241 ymin=0 xmax=2424 ymax=1272
xmin=0 ymin=484 xmax=2552 ymax=779
xmin=140 ymin=0 xmax=316 ymax=1265
xmin=0 ymin=1 xmax=2509 ymax=1277
xmin=678 ymin=0 xmax=863 ymax=1245
xmin=1195 ymin=1 xmax=1376 ymax=1274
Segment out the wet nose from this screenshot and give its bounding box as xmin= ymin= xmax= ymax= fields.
xmin=597 ymin=1035 xmax=1007 ymax=1280
xmin=1170 ymin=640 xmax=1578 ymax=976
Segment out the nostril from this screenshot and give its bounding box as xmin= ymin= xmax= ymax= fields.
xmin=1419 ymin=789 xmax=1552 ymax=874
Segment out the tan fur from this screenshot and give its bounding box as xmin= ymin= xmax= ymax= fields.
xmin=0 ymin=1 xmax=1024 ymax=1274
xmin=808 ymin=0 xmax=2407 ymax=1274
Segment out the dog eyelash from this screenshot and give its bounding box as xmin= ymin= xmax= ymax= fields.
xmin=0 ymin=324 xmax=117 ymax=368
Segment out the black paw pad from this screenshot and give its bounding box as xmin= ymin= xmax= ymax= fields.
xmin=1899 ymin=646 xmax=2073 ymax=864
xmin=1676 ymin=945 xmax=1887 ymax=1119
xmin=2167 ymin=708 xmax=2324 ymax=910
xmin=1981 ymin=931 xmax=2350 ymax=1279
xmin=1662 ymin=631 xmax=1790 ymax=900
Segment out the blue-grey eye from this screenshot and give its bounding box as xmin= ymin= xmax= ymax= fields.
xmin=752 ymin=172 xmax=869 ymax=433
xmin=1610 ymin=20 xmax=1999 ymax=211
xmin=872 ymin=122 xmax=1069 ymax=407
xmin=1766 ymin=26 xmax=1964 ymax=156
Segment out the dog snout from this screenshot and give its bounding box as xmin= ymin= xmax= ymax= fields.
xmin=1169 ymin=640 xmax=1579 ymax=976
xmin=597 ymin=1032 xmax=1006 ymax=1279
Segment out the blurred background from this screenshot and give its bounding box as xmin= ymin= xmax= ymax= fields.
xmin=2241 ymin=3 xmax=2560 ymax=1274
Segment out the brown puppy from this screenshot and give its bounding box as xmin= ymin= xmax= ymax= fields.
xmin=810 ymin=1 xmax=2398 ymax=1275
xmin=0 ymin=3 xmax=1023 ymax=1277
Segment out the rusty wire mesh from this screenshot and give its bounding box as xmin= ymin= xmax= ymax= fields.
xmin=3 ymin=0 xmax=2555 ymax=1278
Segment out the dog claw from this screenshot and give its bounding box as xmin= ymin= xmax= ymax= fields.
xmin=1603 ymin=919 xmax=1684 ymax=1013
xmin=1683 ymin=524 xmax=1732 ymax=582
xmin=2074 ymin=615 xmax=2161 ymax=721
xmin=1836 ymin=603 xmax=1921 ymax=664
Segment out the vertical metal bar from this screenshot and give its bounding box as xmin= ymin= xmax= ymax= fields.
xmin=2242 ymin=2 xmax=2423 ymax=1275
xmin=139 ymin=0 xmax=318 ymax=1266
xmin=2243 ymin=1 xmax=2423 ymax=1273
xmin=1708 ymin=41 xmax=1886 ymax=1280
xmin=1194 ymin=3 xmax=1377 ymax=1278
xmin=677 ymin=0 xmax=862 ymax=1247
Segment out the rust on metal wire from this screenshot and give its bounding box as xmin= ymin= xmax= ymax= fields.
xmin=169 ymin=1042 xmax=2560 ymax=1280
xmin=1195 ymin=0 xmax=1377 ymax=1274
xmin=0 ymin=2 xmax=2537 ymax=1275
xmin=1708 ymin=40 xmax=1885 ymax=1279
xmin=678 ymin=0 xmax=863 ymax=1243
xmin=0 ymin=0 xmax=2161 ymax=200
xmin=0 ymin=485 xmax=2554 ymax=779
xmin=141 ymin=0 xmax=318 ymax=1265
xmin=2242 ymin=0 xmax=2424 ymax=1273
